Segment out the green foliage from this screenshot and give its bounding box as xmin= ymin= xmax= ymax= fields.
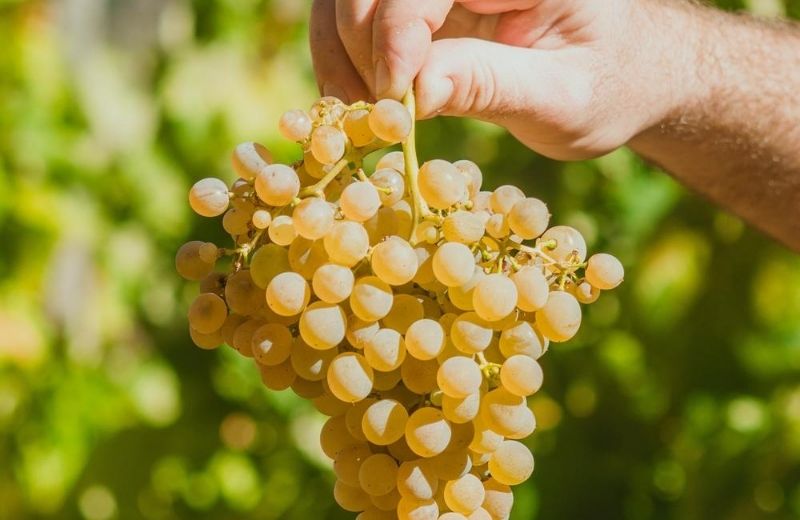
xmin=1 ymin=1 xmax=799 ymax=519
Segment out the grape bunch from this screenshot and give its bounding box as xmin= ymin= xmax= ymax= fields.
xmin=177 ymin=92 xmax=623 ymax=520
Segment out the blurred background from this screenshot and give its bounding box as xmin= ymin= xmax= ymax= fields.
xmin=1 ymin=0 xmax=799 ymax=519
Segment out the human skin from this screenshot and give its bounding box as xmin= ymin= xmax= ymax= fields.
xmin=309 ymin=0 xmax=800 ymax=251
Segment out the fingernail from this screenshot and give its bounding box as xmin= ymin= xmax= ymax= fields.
xmin=375 ymin=58 xmax=390 ymax=99
xmin=323 ymin=83 xmax=348 ymax=103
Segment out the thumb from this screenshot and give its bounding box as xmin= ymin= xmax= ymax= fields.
xmin=414 ymin=38 xmax=596 ymax=158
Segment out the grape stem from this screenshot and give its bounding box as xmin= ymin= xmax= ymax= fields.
xmin=401 ymin=86 xmax=431 ymax=245
xmin=298 ymin=157 xmax=349 ymax=198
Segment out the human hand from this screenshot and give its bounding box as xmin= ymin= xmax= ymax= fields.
xmin=309 ymin=0 xmax=696 ymax=160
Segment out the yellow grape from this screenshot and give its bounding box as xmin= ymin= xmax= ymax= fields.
xmin=481 ymin=479 xmax=514 ymax=520
xmin=311 ymin=125 xmax=346 ymax=164
xmin=404 ymin=319 xmax=445 ymax=360
xmin=437 ymin=356 xmax=482 ymax=398
xmin=400 ymin=357 xmax=439 ymax=395
xmin=254 ymin=164 xmax=300 ymax=207
xmin=231 ymin=141 xmax=273 ymax=180
xmin=320 ymin=414 xmax=360 ymax=459
xmin=432 ymin=242 xmax=475 ymax=287
xmin=489 ymin=185 xmax=524 ymax=215
xmin=251 ymin=323 xmax=293 ymax=366
xmin=344 ymin=108 xmax=376 ymax=147
xmin=266 ymin=271 xmax=310 ymax=317
xmin=371 ymin=236 xmax=418 ymax=286
xmin=299 ymin=301 xmax=347 ymax=350
xmin=350 ymin=276 xmax=394 ymax=322
xmin=268 ymin=215 xmax=297 ymax=246
xmin=511 ymin=267 xmax=548 ymax=312
xmin=176 ymin=241 xmax=215 ymax=280
xmin=324 ymin=220 xmax=370 ymax=267
xmin=500 ymin=355 xmax=544 ymax=397
xmin=346 ymin=316 xmax=380 ymax=349
xmin=250 ymin=242 xmax=290 ymax=288
xmin=472 ymin=274 xmax=518 ymax=322
xmin=396 ymin=460 xmax=438 ymax=500
xmin=278 ymin=109 xmax=312 ymax=141
xmin=488 ymin=440 xmax=534 ymax=486
xmin=368 ymin=99 xmax=412 ymax=143
xmin=444 ymin=474 xmax=485 ymax=515
xmin=507 ymin=198 xmax=549 ymax=239
xmin=585 ymin=253 xmax=624 ymax=289
xmin=187 ymin=292 xmax=227 ymax=334
xmin=335 ymin=443 xmax=373 ymax=486
xmin=539 ymin=225 xmax=587 ymax=262
xmin=450 ymin=312 xmax=493 ymax=354
xmin=499 ymin=321 xmax=546 ymax=360
xmin=364 ymin=328 xmax=406 ymax=372
xmin=443 ymin=211 xmax=485 ymax=245
xmin=419 ymin=159 xmax=466 ymax=210
xmin=480 ymin=388 xmax=536 ymax=439
xmin=225 ymin=269 xmax=262 ymax=316
xmin=536 ymin=290 xmax=581 ymax=342
xmin=334 ymin=480 xmax=372 ymax=512
xmin=189 ymin=178 xmax=230 ymax=217
xmin=328 ymin=352 xmax=374 ymax=403
xmin=341 ymin=181 xmax=382 ymax=222
xmin=375 ymin=150 xmax=404 ymax=173
xmin=370 ymin=168 xmax=405 ymax=206
xmin=293 ymin=197 xmax=335 ymax=240
xmin=382 ymin=294 xmax=424 ymax=335
xmin=442 ymin=392 xmax=481 ymax=424
xmin=312 ymin=263 xmax=355 ymax=303
xmin=258 ymin=359 xmax=296 ymax=391
xmin=359 ymin=453 xmax=399 ymax=497
xmin=405 ymin=407 xmax=452 ymax=458
xmin=362 ymin=399 xmax=408 ymax=445
xmin=453 ymin=160 xmax=483 ymax=199
xmin=346 ymin=397 xmax=377 ymax=441
xmin=290 ymin=337 xmax=337 ymax=381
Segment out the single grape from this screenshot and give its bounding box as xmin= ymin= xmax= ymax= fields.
xmin=539 ymin=225 xmax=587 ymax=262
xmin=278 ymin=109 xmax=312 ymax=141
xmin=419 ymin=160 xmax=467 ymax=209
xmin=266 ymin=271 xmax=310 ymax=316
xmin=362 ymin=399 xmax=408 ymax=445
xmin=405 ymin=407 xmax=452 ymax=458
xmin=254 ymin=164 xmax=300 ymax=207
xmin=327 ymin=352 xmax=374 ymax=402
xmin=364 ymin=328 xmax=406 ymax=372
xmin=443 ymin=211 xmax=485 ymax=245
xmin=300 ymin=301 xmax=347 ymax=350
xmin=320 ymin=414 xmax=360 ymax=459
xmin=350 ymin=276 xmax=394 ymax=322
xmin=268 ymin=215 xmax=297 ymax=246
xmin=188 ymin=292 xmax=227 ymax=334
xmin=251 ymin=209 xmax=271 ymax=229
xmin=500 ymin=355 xmax=543 ymax=397
xmin=472 ymin=274 xmax=518 ymax=322
xmin=507 ymin=197 xmax=550 ymax=239
xmin=444 ymin=474 xmax=485 ymax=515
xmin=450 ymin=312 xmax=493 ymax=354
xmin=340 ymin=181 xmax=382 ymax=222
xmin=432 ymin=242 xmax=475 ymax=287
xmin=536 ymin=290 xmax=582 ymax=342
xmin=481 ymin=479 xmax=514 ymax=520
xmin=396 ymin=460 xmax=438 ymax=500
xmin=251 ymin=323 xmax=293 ymax=366
xmin=176 ymin=241 xmax=215 ymax=280
xmin=488 ymin=440 xmax=534 ymax=486
xmin=293 ymin=197 xmax=335 ymax=240
xmin=189 ymin=178 xmax=230 ymax=217
xmin=359 ymin=454 xmax=399 ymax=497
xmin=290 ymin=336 xmax=337 ymax=381
xmin=585 ymin=253 xmax=624 ymax=289
xmin=405 ymin=319 xmax=445 ymax=360
xmin=437 ymin=356 xmax=482 ymax=398
xmin=344 ymin=108 xmax=376 ymax=147
xmin=370 ymin=168 xmax=405 ymax=206
xmin=454 ymin=160 xmax=483 ymax=199
xmin=433 ymin=448 xmax=473 ymax=481
xmin=313 ymin=263 xmax=355 ymax=303
xmin=371 ymin=236 xmax=418 ymax=286
xmin=511 ymin=267 xmax=548 ymax=312
xmin=311 ymin=125 xmax=347 ymax=164
xmin=222 ymin=207 xmax=251 ymax=235
xmin=499 ymin=320 xmax=546 ymax=359
xmin=225 ymin=269 xmax=262 ymax=316
xmin=231 ymin=142 xmax=273 ymax=180
xmin=324 ymin=220 xmax=370 ymax=267
xmin=489 ymin=186 xmax=525 ymax=215
xmin=368 ymin=99 xmax=412 ymax=142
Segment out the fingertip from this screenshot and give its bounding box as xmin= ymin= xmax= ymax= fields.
xmin=414 ymin=72 xmax=455 ymax=119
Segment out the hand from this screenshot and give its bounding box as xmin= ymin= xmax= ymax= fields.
xmin=309 ymin=0 xmax=693 ymax=160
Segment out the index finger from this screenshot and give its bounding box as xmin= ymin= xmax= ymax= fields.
xmin=372 ymin=0 xmax=454 ymax=99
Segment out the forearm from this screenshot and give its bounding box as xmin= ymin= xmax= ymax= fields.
xmin=628 ymin=1 xmax=800 ymax=250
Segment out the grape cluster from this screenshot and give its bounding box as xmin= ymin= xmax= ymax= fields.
xmin=177 ymin=93 xmax=623 ymax=520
